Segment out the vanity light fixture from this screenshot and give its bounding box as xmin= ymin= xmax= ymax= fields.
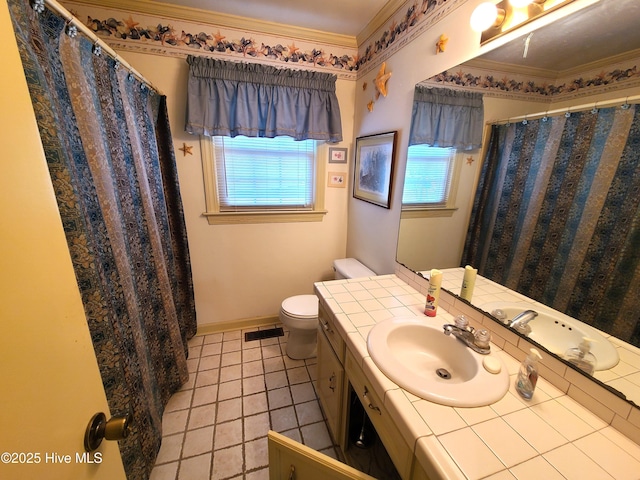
xmin=471 ymin=0 xmax=582 ymax=44
xmin=470 ymin=2 xmax=506 ymax=32
xmin=510 ymin=0 xmax=533 ymax=7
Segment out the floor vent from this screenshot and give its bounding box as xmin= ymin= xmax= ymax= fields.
xmin=244 ymin=327 xmax=284 ymax=342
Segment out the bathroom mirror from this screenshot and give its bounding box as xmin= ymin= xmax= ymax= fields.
xmin=398 ymin=0 xmax=640 ymax=407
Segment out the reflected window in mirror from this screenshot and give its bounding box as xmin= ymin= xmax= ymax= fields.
xmin=402 ymin=146 xmax=462 ymax=217
xmin=404 ymin=86 xmax=483 ymax=220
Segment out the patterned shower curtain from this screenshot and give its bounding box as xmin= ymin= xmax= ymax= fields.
xmin=463 ymin=105 xmax=640 ymax=347
xmin=8 ymin=0 xmax=197 ymax=478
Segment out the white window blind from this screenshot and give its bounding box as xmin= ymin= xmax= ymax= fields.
xmin=402 ymin=145 xmax=456 ymax=207
xmin=213 ymin=136 xmax=316 ymax=211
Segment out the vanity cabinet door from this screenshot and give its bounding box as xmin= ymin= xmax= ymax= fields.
xmin=268 ymin=430 xmax=375 ymax=480
xmin=317 ymin=326 xmax=344 ymax=445
xmin=346 ymin=351 xmax=414 ymax=479
xmin=410 ymin=460 xmax=431 ymax=480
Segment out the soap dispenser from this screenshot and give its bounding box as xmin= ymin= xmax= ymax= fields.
xmin=564 ymin=337 xmax=596 ymax=375
xmin=516 ymin=348 xmax=542 ymax=400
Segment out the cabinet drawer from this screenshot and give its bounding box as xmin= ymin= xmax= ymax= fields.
xmin=317 ymin=327 xmax=344 ymax=446
xmin=345 ymin=351 xmax=413 ymax=480
xmin=318 ymin=302 xmax=345 ymax=362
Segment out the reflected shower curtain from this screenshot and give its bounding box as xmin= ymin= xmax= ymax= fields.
xmin=463 ymin=105 xmax=640 ymax=347
xmin=8 ymin=0 xmax=197 ymax=478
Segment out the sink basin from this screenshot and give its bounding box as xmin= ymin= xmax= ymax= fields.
xmin=367 ymin=317 xmax=509 ymax=407
xmin=480 ymin=301 xmax=619 ymax=371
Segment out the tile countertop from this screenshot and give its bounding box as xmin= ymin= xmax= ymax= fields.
xmin=313 ymin=274 xmax=640 ymax=480
xmin=437 ymin=267 xmax=640 ymax=407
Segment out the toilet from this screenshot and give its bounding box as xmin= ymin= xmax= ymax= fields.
xmin=279 ymin=258 xmax=376 ymax=359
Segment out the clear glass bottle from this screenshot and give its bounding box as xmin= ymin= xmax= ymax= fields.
xmin=516 ymin=348 xmax=542 ymax=400
xmin=564 ymin=337 xmax=596 ymax=375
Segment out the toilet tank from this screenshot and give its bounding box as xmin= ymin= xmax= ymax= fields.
xmin=333 ymin=258 xmax=376 ymax=279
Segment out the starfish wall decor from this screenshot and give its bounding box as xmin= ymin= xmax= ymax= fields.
xmin=436 ymin=34 xmax=449 ymax=54
xmin=179 ymin=143 xmax=193 ymax=156
xmin=374 ymin=62 xmax=392 ymax=99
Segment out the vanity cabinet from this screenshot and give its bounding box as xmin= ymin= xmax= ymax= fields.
xmin=316 ymin=323 xmax=344 ymax=445
xmin=345 ymin=351 xmax=414 ymax=479
xmin=318 ymin=302 xmax=345 ymax=362
xmin=316 ymin=301 xmax=429 ymax=480
xmin=316 ymin=303 xmax=346 ymax=447
xmin=410 ymin=462 xmax=430 ymax=480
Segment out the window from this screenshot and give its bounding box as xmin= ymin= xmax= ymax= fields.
xmin=201 ymin=136 xmax=327 ymax=224
xmin=401 ymin=145 xmax=461 ymax=218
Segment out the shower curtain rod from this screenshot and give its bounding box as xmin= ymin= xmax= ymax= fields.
xmin=43 ymin=0 xmax=163 ymax=95
xmin=489 ymin=94 xmax=640 ymax=125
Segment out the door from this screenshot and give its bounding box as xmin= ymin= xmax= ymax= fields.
xmin=268 ymin=431 xmax=376 ymax=480
xmin=0 ymin=2 xmax=125 ymax=478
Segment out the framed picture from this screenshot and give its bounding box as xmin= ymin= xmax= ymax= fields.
xmin=327 ymin=171 xmax=346 ymax=188
xmin=353 ymin=131 xmax=397 ymax=209
xmin=328 ymin=147 xmax=348 ymax=164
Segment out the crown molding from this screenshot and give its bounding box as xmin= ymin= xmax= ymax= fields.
xmin=464 ymin=58 xmax=559 ymax=80
xmin=558 ymin=48 xmax=640 ymax=78
xmin=66 ymin=0 xmax=358 ymax=48
xmin=356 ymin=0 xmax=407 ymax=46
xmin=466 ymin=48 xmax=640 ymax=81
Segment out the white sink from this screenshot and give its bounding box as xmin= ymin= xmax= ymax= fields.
xmin=480 ymin=301 xmax=619 ymax=371
xmin=367 ymin=317 xmax=509 ymax=407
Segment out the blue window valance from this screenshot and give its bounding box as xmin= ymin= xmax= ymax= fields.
xmin=409 ymin=86 xmax=483 ymax=150
xmin=185 ymin=56 xmax=343 ymax=143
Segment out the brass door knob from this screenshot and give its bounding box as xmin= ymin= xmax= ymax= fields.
xmin=84 ymin=412 xmax=132 ymax=452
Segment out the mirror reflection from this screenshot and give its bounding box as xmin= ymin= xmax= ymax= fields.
xmin=398 ymin=0 xmax=640 ymax=407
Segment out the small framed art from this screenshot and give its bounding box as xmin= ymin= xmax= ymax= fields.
xmin=328 ymin=147 xmax=348 ymax=164
xmin=328 ymin=172 xmax=346 ymax=188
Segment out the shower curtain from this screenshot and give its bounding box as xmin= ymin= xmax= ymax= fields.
xmin=463 ymin=104 xmax=640 ymax=347
xmin=8 ymin=0 xmax=197 ymax=478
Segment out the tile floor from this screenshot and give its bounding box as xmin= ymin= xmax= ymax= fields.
xmin=150 ymin=324 xmax=339 ymax=480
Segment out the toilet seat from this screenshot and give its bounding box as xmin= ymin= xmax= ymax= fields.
xmin=281 ymin=295 xmax=318 ymax=319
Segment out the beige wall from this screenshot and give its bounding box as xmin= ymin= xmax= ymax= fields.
xmin=117 ymin=51 xmax=355 ymax=327
xmin=348 ymin=0 xmax=489 ymax=275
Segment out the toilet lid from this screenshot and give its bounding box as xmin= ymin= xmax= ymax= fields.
xmin=281 ymin=295 xmax=318 ymax=318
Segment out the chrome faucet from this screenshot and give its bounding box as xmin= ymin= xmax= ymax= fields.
xmin=509 ymin=310 xmax=538 ymax=335
xmin=443 ymin=320 xmax=491 ymax=355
